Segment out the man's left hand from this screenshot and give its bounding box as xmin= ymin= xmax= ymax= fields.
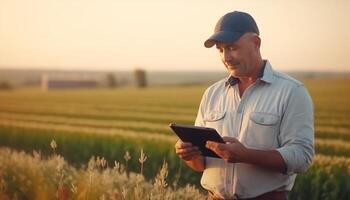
xmin=206 ymin=137 xmax=248 ymax=163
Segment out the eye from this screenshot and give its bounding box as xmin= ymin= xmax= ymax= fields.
xmin=217 ymin=47 xmax=224 ymax=53
xmin=228 ymin=46 xmax=237 ymax=51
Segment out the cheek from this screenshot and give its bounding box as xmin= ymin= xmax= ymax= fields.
xmin=234 ymin=53 xmax=245 ymax=64
xmin=218 ymin=53 xmax=225 ymax=62
xmin=241 ymin=49 xmax=254 ymax=61
xmin=219 ymin=53 xmax=224 ymax=60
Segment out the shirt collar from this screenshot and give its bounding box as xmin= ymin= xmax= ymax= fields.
xmin=225 ymin=60 xmax=274 ymax=87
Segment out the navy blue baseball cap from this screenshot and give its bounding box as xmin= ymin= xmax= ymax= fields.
xmin=204 ymin=11 xmax=259 ymax=48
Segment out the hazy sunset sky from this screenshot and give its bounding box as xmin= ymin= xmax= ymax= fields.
xmin=0 ymin=0 xmax=349 ymax=72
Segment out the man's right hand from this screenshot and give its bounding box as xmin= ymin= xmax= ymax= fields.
xmin=174 ymin=140 xmax=201 ymax=161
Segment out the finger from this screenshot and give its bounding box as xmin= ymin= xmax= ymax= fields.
xmin=181 ymin=142 xmax=194 ymax=148
xmin=206 ymin=141 xmax=227 ymax=152
xmin=175 ymin=140 xmax=193 ymax=148
xmin=180 ymin=151 xmax=202 ymax=160
xmin=206 ymin=142 xmax=232 ymax=161
xmin=181 ymin=150 xmax=201 ymax=157
xmin=205 ymin=141 xmax=220 ymax=151
xmin=176 ymin=146 xmax=199 ymax=154
xmin=205 ymin=142 xmax=226 ymax=159
xmin=222 ymin=137 xmax=239 ymax=143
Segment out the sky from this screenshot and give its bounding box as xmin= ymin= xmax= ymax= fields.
xmin=0 ymin=0 xmax=349 ymax=72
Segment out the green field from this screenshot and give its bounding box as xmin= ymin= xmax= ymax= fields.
xmin=0 ymin=77 xmax=350 ymax=199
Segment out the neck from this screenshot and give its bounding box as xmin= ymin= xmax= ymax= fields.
xmin=238 ymin=58 xmax=264 ymax=85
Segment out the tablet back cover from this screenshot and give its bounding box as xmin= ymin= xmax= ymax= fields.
xmin=170 ymin=124 xmax=223 ymax=158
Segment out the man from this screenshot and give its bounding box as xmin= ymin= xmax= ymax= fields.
xmin=174 ymin=11 xmax=314 ymax=200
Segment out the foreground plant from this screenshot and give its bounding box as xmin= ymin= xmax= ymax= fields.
xmin=0 ymin=147 xmax=205 ymax=200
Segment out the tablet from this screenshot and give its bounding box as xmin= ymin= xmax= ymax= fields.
xmin=169 ymin=123 xmax=224 ymax=158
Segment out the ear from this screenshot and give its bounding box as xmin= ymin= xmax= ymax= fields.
xmin=252 ymin=35 xmax=261 ymax=49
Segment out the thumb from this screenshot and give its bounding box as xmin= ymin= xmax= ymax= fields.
xmin=222 ymin=137 xmax=239 ymax=144
xmin=206 ymin=141 xmax=226 ymax=151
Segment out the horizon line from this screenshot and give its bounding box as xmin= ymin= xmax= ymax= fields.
xmin=1 ymin=66 xmax=350 ymax=74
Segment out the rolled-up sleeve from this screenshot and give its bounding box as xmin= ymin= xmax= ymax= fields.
xmin=276 ymin=85 xmax=315 ymax=174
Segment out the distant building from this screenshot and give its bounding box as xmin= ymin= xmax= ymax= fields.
xmin=41 ymin=74 xmax=98 ymax=91
xmin=134 ymin=69 xmax=147 ymax=88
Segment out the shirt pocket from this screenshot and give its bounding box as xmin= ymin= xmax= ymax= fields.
xmin=246 ymin=112 xmax=280 ymax=149
xmin=203 ymin=111 xmax=226 ymax=134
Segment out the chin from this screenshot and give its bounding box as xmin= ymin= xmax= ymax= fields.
xmin=230 ymin=71 xmax=246 ymax=78
xmin=228 ymin=70 xmax=239 ymax=77
xmin=226 ymin=66 xmax=239 ymax=75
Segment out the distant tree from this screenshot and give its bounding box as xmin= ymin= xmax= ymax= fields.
xmin=106 ymin=73 xmax=118 ymax=88
xmin=0 ymin=81 xmax=12 ymax=90
xmin=134 ymin=69 xmax=147 ymax=88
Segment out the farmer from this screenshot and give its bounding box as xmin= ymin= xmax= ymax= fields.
xmin=175 ymin=11 xmax=314 ymax=200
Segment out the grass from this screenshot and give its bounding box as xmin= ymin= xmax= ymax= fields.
xmin=1 ymin=146 xmax=350 ymax=199
xmin=0 ymin=146 xmax=206 ymax=200
xmin=0 ymin=77 xmax=350 ymax=198
xmin=0 ymin=126 xmax=201 ymax=186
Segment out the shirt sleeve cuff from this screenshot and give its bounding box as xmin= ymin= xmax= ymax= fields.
xmin=276 ymin=147 xmax=295 ymax=175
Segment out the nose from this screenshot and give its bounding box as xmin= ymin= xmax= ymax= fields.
xmin=223 ymin=49 xmax=232 ymax=62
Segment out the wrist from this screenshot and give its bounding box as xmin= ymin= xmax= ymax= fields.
xmin=185 ymin=155 xmax=205 ymax=172
xmin=242 ymin=147 xmax=253 ymax=163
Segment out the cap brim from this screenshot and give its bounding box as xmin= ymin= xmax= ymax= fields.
xmin=204 ymin=31 xmax=244 ymax=48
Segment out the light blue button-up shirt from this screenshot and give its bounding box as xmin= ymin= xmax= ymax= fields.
xmin=195 ymin=60 xmax=314 ymax=199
